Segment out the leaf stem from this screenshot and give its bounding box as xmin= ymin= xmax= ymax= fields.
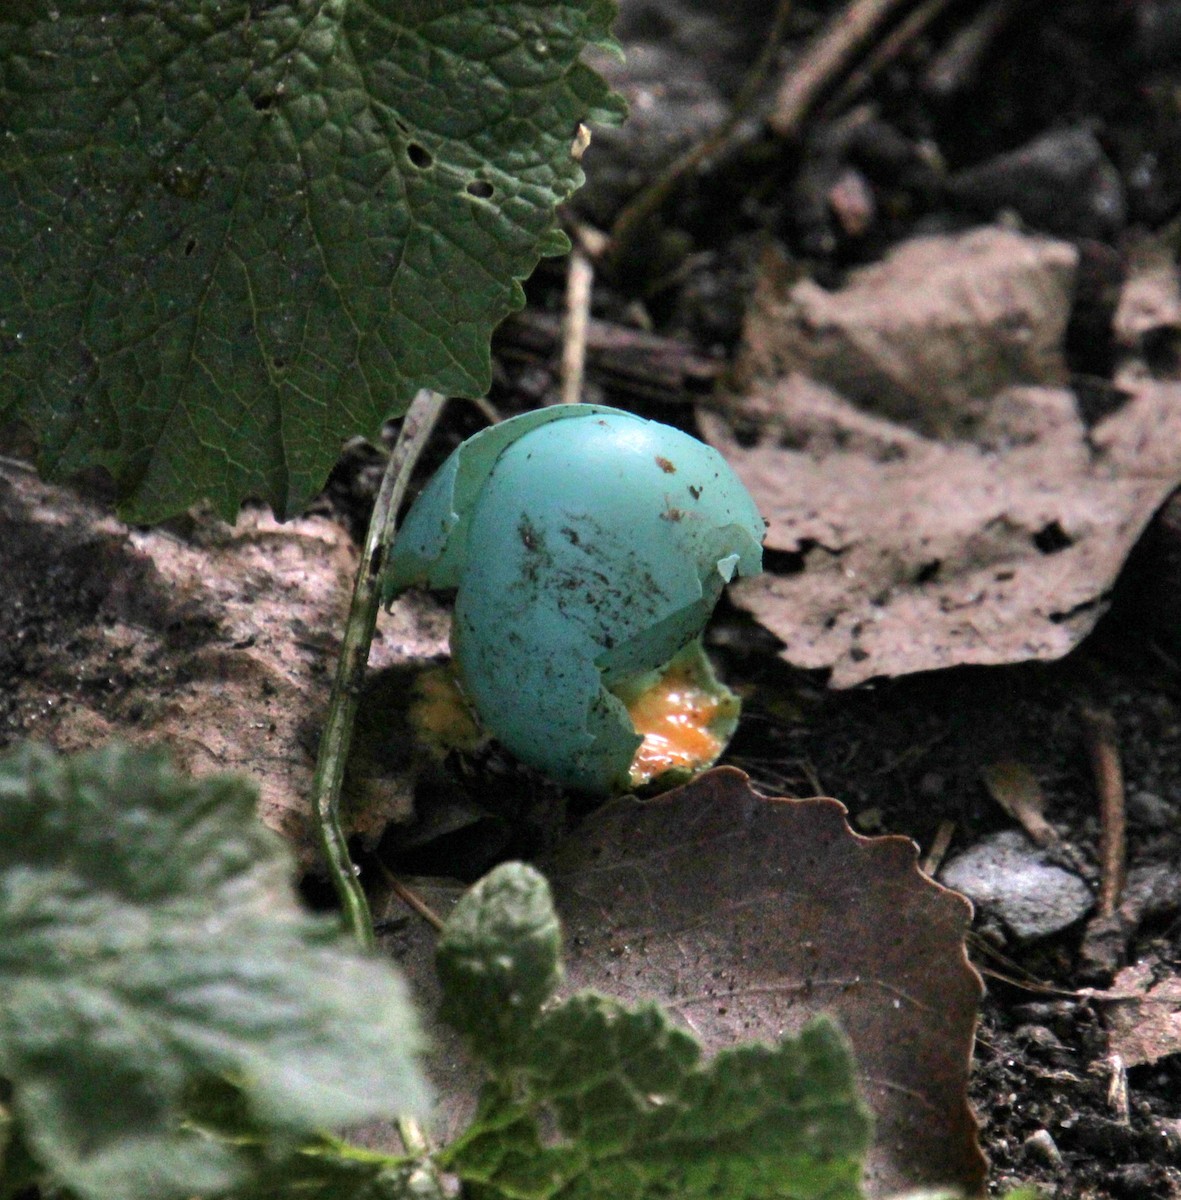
xmin=396 ymin=1115 xmax=431 ymax=1158
xmin=311 ymin=389 xmax=448 ymax=951
xmin=378 ymin=861 xmax=447 ymax=932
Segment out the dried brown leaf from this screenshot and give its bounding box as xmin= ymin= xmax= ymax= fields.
xmin=702 ymin=377 xmax=1181 ymax=685
xmin=1105 ymin=958 xmax=1181 ymax=1067
xmin=708 ymin=222 xmax=1181 ymax=684
xmin=380 ymin=769 xmax=985 ymax=1196
xmin=729 ymin=226 xmax=1076 ymax=436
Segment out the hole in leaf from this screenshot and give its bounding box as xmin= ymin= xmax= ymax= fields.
xmin=407 ymin=143 xmax=433 ymax=169
xmin=466 ymin=180 xmax=494 ymax=200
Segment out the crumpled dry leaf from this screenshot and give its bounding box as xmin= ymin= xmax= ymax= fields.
xmin=380 ymin=768 xmax=985 ymax=1199
xmin=0 ymin=462 xmax=449 ymax=866
xmin=1113 ymin=230 xmax=1181 ymax=351
xmin=1105 ymin=958 xmax=1181 ymax=1067
xmin=730 ymin=226 xmax=1076 ymax=436
xmin=702 ymin=376 xmax=1181 ymax=685
xmin=708 ymin=221 xmax=1181 ymax=685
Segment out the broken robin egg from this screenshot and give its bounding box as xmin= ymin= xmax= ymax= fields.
xmin=382 ymin=405 xmax=764 ymax=793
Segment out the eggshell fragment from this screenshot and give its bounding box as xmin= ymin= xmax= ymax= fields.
xmin=385 ymin=406 xmax=764 ymax=793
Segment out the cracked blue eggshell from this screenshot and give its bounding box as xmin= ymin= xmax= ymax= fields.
xmin=384 ymin=405 xmax=764 ymax=793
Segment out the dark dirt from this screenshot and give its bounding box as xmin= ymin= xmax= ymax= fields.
xmin=361 ymin=546 xmax=1181 ymax=1198
xmin=724 ymin=616 xmax=1181 ymax=1199
xmin=386 ymin=2 xmax=1181 ymax=1196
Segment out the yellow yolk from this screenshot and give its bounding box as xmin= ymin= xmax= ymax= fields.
xmin=408 ymin=665 xmax=485 ymax=756
xmin=626 ymin=669 xmax=723 ymax=786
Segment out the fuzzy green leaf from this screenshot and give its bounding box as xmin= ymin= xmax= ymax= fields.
xmin=0 ymin=1 xmax=623 ymax=520
xmin=0 ymin=743 xmax=428 ymax=1200
xmin=437 ymin=863 xmax=872 ymax=1200
xmin=436 ymin=862 xmax=563 ymax=1066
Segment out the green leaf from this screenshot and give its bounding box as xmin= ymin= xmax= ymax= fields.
xmin=0 ymin=2 xmax=624 ymax=521
xmin=436 ymin=862 xmax=563 ymax=1066
xmin=215 ymin=1141 xmax=446 ymax=1200
xmin=437 ymin=863 xmax=872 ymax=1200
xmin=0 ymin=743 xmax=429 ymax=1200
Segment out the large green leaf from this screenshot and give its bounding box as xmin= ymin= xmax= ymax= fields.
xmin=0 ymin=1 xmax=622 ymax=520
xmin=0 ymin=743 xmax=428 ymax=1200
xmin=437 ymin=864 xmax=872 ymax=1200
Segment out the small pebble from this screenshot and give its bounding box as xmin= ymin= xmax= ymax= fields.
xmin=1023 ymin=1128 xmax=1064 ymax=1168
xmin=1127 ymin=789 xmax=1176 ymax=830
xmin=940 ymin=829 xmax=1093 ymax=941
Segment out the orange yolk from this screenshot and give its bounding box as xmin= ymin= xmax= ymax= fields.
xmin=626 ymin=669 xmax=723 ymax=785
xmin=409 ymin=666 xmax=484 ymax=755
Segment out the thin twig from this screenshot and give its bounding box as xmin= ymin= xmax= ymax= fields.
xmin=370 ymin=871 xmax=444 ymax=1163
xmin=496 ymin=309 xmax=723 ymax=399
xmin=1107 ymin=1054 xmax=1130 ymax=1124
xmin=467 ymin=394 xmax=503 ymax=425
xmin=609 ymin=0 xmax=793 ymax=267
xmin=397 ymin=1115 xmax=431 ymax=1159
xmin=372 ymin=865 xmax=446 ymax=1158
xmin=381 ymin=866 xmax=447 ymax=933
xmin=920 ymin=818 xmax=955 ymax=878
xmin=0 ymin=455 xmax=37 ymax=473
xmin=822 ymin=0 xmax=957 ymax=119
xmin=923 ymin=0 xmax=1026 ymax=96
xmin=768 ymin=0 xmax=915 ymax=139
xmin=558 ymin=245 xmax=594 ymax=405
xmin=310 ymin=389 xmax=448 ymax=950
xmin=1080 ymin=706 xmax=1127 ymax=918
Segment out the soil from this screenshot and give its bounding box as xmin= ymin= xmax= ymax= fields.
xmin=721 ymin=618 xmax=1181 ymax=1200
xmin=5 ymin=2 xmax=1181 ymax=1198
xmin=413 ymin=3 xmax=1181 ymax=1195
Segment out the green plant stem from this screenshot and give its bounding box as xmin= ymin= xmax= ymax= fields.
xmin=396 ymin=1115 xmax=431 ymax=1158
xmin=311 ymin=389 xmax=448 ymax=952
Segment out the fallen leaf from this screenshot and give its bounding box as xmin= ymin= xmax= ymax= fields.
xmin=729 ymin=226 xmax=1076 ymax=436
xmin=1105 ymin=958 xmax=1181 ymax=1067
xmin=1113 ymin=230 xmax=1181 ymax=350
xmin=701 ymin=377 xmax=1181 ymax=685
xmin=0 ymin=462 xmax=449 ymax=866
xmin=380 ymin=768 xmax=986 ymax=1199
xmin=435 ymin=863 xmax=872 ymax=1200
